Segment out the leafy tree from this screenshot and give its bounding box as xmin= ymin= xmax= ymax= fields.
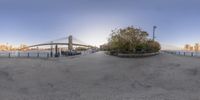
xmin=145 ymin=40 xmax=161 ymax=53
xmin=107 ymin=26 xmax=160 ymax=54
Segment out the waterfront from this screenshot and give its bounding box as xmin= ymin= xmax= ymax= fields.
xmin=0 ymin=52 xmax=200 ymax=100
xmin=0 ymin=49 xmax=95 ymax=58
xmin=163 ymin=50 xmax=200 ymax=57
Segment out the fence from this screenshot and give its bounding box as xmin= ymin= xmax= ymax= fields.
xmin=0 ymin=49 xmax=99 ymax=59
xmin=162 ymin=50 xmax=200 ymax=57
xmin=0 ymin=52 xmax=50 ymax=58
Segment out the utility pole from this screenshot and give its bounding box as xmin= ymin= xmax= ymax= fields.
xmin=153 ymin=26 xmax=157 ymax=41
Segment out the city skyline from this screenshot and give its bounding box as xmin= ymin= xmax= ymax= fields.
xmin=1 ymin=0 xmax=200 ymax=47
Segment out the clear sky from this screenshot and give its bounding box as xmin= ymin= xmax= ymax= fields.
xmin=0 ymin=0 xmax=200 ymax=47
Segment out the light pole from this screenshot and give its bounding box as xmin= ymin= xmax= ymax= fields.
xmin=153 ymin=26 xmax=157 ymax=41
xmin=50 ymin=41 xmax=53 ymax=57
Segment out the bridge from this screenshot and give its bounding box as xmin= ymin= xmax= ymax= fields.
xmin=22 ymin=35 xmax=96 ymax=57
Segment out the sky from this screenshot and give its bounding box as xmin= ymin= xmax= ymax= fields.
xmin=0 ymin=0 xmax=200 ymax=47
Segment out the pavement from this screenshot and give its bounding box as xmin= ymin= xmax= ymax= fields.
xmin=0 ymin=51 xmax=200 ymax=100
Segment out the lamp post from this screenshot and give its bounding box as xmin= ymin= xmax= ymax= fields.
xmin=153 ymin=26 xmax=157 ymax=41
xmin=50 ymin=41 xmax=53 ymax=57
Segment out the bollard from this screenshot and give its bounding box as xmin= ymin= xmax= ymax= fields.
xmin=37 ymin=53 xmax=39 ymax=58
xmin=18 ymin=52 xmax=20 ymax=57
xmin=50 ymin=52 xmax=53 ymax=57
xmin=27 ymin=53 xmax=30 ymax=58
xmin=8 ymin=53 xmax=10 ymax=58
xmin=47 ymin=53 xmax=49 ymax=58
xmin=179 ymin=52 xmax=180 ymax=55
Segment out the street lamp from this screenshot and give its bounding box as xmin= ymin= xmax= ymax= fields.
xmin=153 ymin=26 xmax=157 ymax=41
xmin=50 ymin=41 xmax=53 ymax=57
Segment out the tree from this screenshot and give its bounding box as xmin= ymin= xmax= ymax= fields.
xmin=145 ymin=40 xmax=161 ymax=53
xmin=107 ymin=26 xmax=160 ymax=54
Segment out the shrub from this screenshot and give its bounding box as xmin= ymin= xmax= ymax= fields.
xmin=107 ymin=26 xmax=160 ymax=54
xmin=75 ymin=47 xmax=87 ymax=51
xmin=135 ymin=43 xmax=146 ymax=53
xmin=146 ymin=40 xmax=161 ymax=53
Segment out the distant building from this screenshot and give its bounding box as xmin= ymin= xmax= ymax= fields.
xmin=0 ymin=43 xmax=29 ymax=51
xmin=19 ymin=44 xmax=29 ymax=51
xmin=190 ymin=46 xmax=193 ymax=51
xmin=100 ymin=44 xmax=109 ymax=51
xmin=194 ymin=43 xmax=200 ymax=51
xmin=184 ymin=44 xmax=191 ymax=51
xmin=184 ymin=43 xmax=200 ymax=51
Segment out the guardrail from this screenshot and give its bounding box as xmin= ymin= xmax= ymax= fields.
xmin=0 ymin=49 xmax=99 ymax=59
xmin=0 ymin=52 xmax=50 ymax=59
xmin=162 ymin=50 xmax=200 ymax=57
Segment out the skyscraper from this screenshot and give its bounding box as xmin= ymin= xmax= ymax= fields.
xmin=185 ymin=44 xmax=191 ymax=51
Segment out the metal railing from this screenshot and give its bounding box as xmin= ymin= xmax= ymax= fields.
xmin=162 ymin=50 xmax=200 ymax=57
xmin=0 ymin=52 xmax=50 ymax=58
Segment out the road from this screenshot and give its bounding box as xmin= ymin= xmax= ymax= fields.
xmin=0 ymin=51 xmax=200 ymax=100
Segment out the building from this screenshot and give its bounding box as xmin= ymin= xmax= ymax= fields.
xmin=0 ymin=43 xmax=29 ymax=51
xmin=194 ymin=43 xmax=200 ymax=51
xmin=184 ymin=44 xmax=191 ymax=51
xmin=190 ymin=46 xmax=194 ymax=51
xmin=19 ymin=44 xmax=29 ymax=51
xmin=100 ymin=44 xmax=109 ymax=51
xmin=184 ymin=43 xmax=200 ymax=51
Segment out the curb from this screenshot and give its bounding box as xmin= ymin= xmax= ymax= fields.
xmin=107 ymin=52 xmax=160 ymax=58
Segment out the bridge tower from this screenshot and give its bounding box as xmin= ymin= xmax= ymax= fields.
xmin=68 ymin=35 xmax=73 ymax=51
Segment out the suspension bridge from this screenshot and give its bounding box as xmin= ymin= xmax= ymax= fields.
xmin=22 ymin=35 xmax=96 ymax=57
